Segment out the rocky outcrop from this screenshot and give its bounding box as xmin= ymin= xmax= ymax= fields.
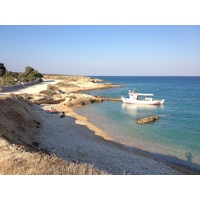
xmin=32 ymin=95 xmax=66 ymax=105
xmin=63 ymin=94 xmax=103 ymax=107
xmin=137 ymin=115 xmax=159 ymax=124
xmin=4 ymin=74 xmax=123 ymax=107
xmin=43 ymin=75 xmax=122 ymax=93
xmin=20 ymin=92 xmax=104 ymax=106
xmin=97 ymin=96 xmax=122 ymax=102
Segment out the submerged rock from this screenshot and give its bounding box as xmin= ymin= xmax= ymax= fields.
xmin=137 ymin=115 xmax=159 ymax=124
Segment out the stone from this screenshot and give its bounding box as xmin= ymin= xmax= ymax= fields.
xmin=137 ymin=115 xmax=159 ymax=124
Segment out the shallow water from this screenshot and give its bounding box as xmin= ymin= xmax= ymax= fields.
xmin=74 ymin=76 xmax=200 ymax=172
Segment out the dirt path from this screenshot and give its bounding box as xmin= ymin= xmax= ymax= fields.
xmin=0 ymin=79 xmax=60 ymax=96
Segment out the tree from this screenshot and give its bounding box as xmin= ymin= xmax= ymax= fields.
xmin=7 ymin=71 xmax=19 ymax=78
xmin=23 ymin=66 xmax=34 ymax=77
xmin=22 ymin=66 xmax=43 ymax=81
xmin=0 ymin=63 xmax=7 ymax=76
xmin=0 ymin=65 xmax=43 ymax=83
xmin=26 ymin=70 xmax=43 ymax=81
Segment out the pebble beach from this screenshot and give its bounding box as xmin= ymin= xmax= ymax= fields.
xmin=0 ymin=75 xmax=188 ymax=174
xmin=36 ymin=103 xmax=183 ymax=174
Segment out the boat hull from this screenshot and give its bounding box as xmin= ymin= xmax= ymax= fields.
xmin=121 ymin=96 xmax=164 ymax=105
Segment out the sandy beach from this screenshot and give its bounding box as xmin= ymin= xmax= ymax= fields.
xmin=0 ymin=75 xmax=185 ymax=174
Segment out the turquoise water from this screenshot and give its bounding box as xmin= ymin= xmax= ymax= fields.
xmin=74 ymin=76 xmax=200 ymax=172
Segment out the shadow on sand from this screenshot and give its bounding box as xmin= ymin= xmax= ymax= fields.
xmin=43 ymin=80 xmax=56 ymax=83
xmin=100 ymin=139 xmax=200 ymax=175
xmin=38 ymin=115 xmax=200 ymax=175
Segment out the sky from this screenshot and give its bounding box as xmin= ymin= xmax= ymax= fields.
xmin=0 ymin=25 xmax=200 ymax=76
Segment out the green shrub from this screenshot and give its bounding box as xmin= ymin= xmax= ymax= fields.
xmin=0 ymin=63 xmax=6 ymax=76
xmin=47 ymin=84 xmax=57 ymax=91
xmin=4 ymin=76 xmax=16 ymax=85
xmin=55 ymin=82 xmax=77 ymax=88
xmin=0 ymin=65 xmax=43 ymax=85
xmin=55 ymin=82 xmax=68 ymax=87
xmin=20 ymin=66 xmax=43 ymax=82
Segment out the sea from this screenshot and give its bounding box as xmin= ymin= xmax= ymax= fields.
xmin=73 ymin=76 xmax=200 ymax=173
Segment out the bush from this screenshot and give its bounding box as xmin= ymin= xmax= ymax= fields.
xmin=40 ymin=84 xmax=58 ymax=96
xmin=26 ymin=69 xmax=43 ymax=81
xmin=55 ymin=82 xmax=68 ymax=87
xmin=20 ymin=66 xmax=43 ymax=82
xmin=4 ymin=76 xmax=16 ymax=85
xmin=6 ymin=71 xmax=19 ymax=78
xmin=47 ymin=84 xmax=57 ymax=91
xmin=24 ymin=66 xmax=34 ymax=77
xmin=0 ymin=65 xmax=43 ymax=85
xmin=55 ymin=82 xmax=77 ymax=88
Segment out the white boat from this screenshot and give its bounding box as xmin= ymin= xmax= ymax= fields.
xmin=121 ymin=89 xmax=164 ymax=105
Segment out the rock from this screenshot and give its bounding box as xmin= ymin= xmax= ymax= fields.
xmin=98 ymin=96 xmax=122 ymax=102
xmin=31 ymin=95 xmax=66 ymax=104
xmin=63 ymin=94 xmax=103 ymax=107
xmin=137 ymin=115 xmax=159 ymax=124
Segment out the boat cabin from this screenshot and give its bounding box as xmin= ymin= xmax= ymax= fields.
xmin=128 ymin=90 xmax=154 ymax=101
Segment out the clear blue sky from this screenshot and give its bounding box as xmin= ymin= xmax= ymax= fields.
xmin=0 ymin=25 xmax=200 ymax=76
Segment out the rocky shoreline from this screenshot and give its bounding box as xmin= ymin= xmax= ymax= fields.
xmin=12 ymin=75 xmax=122 ymax=107
xmin=0 ymin=74 xmax=196 ymax=174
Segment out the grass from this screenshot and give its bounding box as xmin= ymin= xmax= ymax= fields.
xmin=0 ymin=139 xmax=109 ymax=175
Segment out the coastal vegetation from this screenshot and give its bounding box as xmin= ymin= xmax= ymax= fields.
xmin=0 ymin=63 xmax=43 ymax=86
xmin=47 ymin=83 xmax=58 ymax=91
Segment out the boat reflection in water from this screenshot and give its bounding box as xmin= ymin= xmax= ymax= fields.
xmin=121 ymin=102 xmax=164 ymax=119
